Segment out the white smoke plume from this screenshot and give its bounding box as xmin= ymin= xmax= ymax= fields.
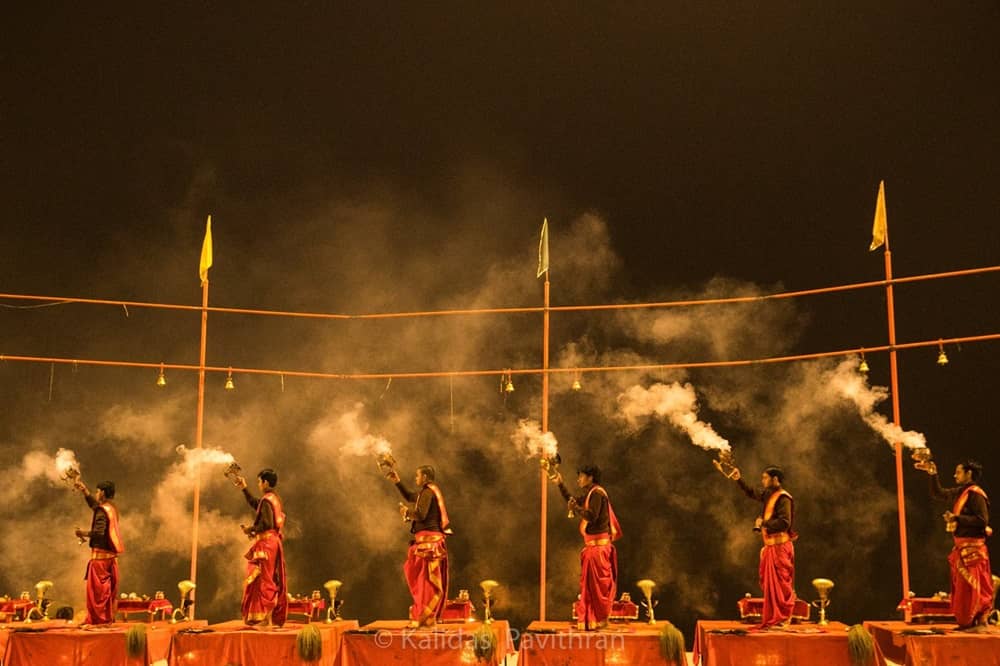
xmin=311 ymin=402 xmax=393 ymax=457
xmin=826 ymin=359 xmax=927 ymax=450
xmin=617 ymin=382 xmax=731 ymax=452
xmin=510 ymin=418 xmax=559 ymax=458
xmin=174 ymin=444 xmax=236 ymax=473
xmin=142 ymin=445 xmax=245 ymax=554
xmin=54 ymin=448 xmax=81 ymax=479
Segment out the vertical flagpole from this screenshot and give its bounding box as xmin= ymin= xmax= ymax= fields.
xmin=189 ymin=277 xmax=209 ymax=616
xmin=882 ymin=229 xmax=911 ymax=603
xmin=540 ymin=274 xmax=550 ymax=621
xmin=189 ymin=218 xmax=212 ymax=618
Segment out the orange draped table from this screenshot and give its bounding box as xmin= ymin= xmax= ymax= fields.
xmin=863 ymin=620 xmax=1000 ymax=666
xmin=169 ymin=619 xmax=358 ymax=666
xmin=518 ymin=620 xmax=679 ymax=666
xmin=338 ymin=619 xmax=515 ymax=666
xmin=693 ymin=620 xmax=887 ymax=666
xmin=1 ymin=620 xmax=205 ymax=666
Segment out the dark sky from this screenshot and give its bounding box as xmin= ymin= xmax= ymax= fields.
xmin=2 ymin=2 xmax=999 ymax=641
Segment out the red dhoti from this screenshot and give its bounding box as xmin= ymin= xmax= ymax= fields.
xmin=948 ymin=537 xmax=994 ymax=627
xmin=84 ymin=550 xmax=119 ymax=624
xmin=758 ymin=538 xmax=796 ymax=628
xmin=242 ymin=530 xmax=287 ymax=626
xmin=579 ymin=533 xmax=618 ymax=630
xmin=403 ymin=531 xmax=448 ymax=624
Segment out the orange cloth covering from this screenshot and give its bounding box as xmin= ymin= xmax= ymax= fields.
xmin=338 ymin=620 xmax=514 ymax=666
xmin=694 ymin=620 xmax=887 ymax=666
xmin=518 ymin=621 xmax=673 ymax=666
xmin=169 ymin=619 xmax=358 ymax=666
xmin=2 ymin=620 xmax=205 ymax=666
xmin=865 ymin=620 xmax=1000 ymax=666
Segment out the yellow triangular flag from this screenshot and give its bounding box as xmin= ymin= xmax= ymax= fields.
xmin=199 ymin=215 xmax=213 ymax=283
xmin=537 ymin=218 xmax=549 ymax=278
xmin=869 ymin=181 xmax=887 ymax=251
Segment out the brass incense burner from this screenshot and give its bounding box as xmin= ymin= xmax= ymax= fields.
xmin=223 ymin=462 xmax=243 ymax=486
xmin=636 ymin=579 xmax=658 ymax=624
xmin=24 ymin=581 xmax=53 ymax=623
xmin=170 ymin=580 xmax=196 ymax=623
xmin=323 ymin=580 xmax=344 ymax=622
xmin=375 ymin=452 xmax=397 ymax=477
xmin=811 ymin=578 xmax=834 ymax=626
xmin=712 ymin=450 xmax=739 ymax=480
xmin=911 ymin=448 xmax=934 ymax=472
xmin=539 ymin=453 xmax=561 ymax=481
xmin=480 ymin=579 xmax=500 ymax=624
xmin=59 ymin=465 xmax=81 ymax=488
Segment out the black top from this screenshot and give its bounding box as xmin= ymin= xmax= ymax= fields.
xmin=396 ymin=482 xmax=445 ymax=534
xmin=243 ymin=488 xmax=277 ymax=533
xmin=929 ymin=475 xmax=990 ymax=538
xmin=85 ymin=494 xmax=114 ymax=551
xmin=736 ymin=479 xmax=792 ymax=534
xmin=557 ymin=481 xmax=610 ymax=535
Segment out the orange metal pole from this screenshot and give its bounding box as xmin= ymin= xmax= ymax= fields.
xmin=540 ymin=277 xmax=550 ymax=620
xmin=188 ymin=278 xmax=209 ymax=616
xmin=883 ymin=233 xmax=911 ymax=602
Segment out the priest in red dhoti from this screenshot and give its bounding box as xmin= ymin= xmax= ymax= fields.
xmin=387 ymin=465 xmax=451 ymax=628
xmin=922 ymin=458 xmax=993 ymax=631
xmin=235 ymin=468 xmax=287 ymax=626
xmin=719 ymin=464 xmax=796 ymax=629
xmin=552 ymin=464 xmax=622 ymax=630
xmin=74 ymin=479 xmax=124 ymax=625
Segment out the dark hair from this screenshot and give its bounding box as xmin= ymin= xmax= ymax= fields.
xmin=578 ymin=465 xmax=602 ymax=484
xmin=54 ymin=606 xmax=74 ymax=620
xmin=959 ymin=460 xmax=983 ymax=483
xmin=257 ymin=469 xmax=278 ymax=488
xmin=97 ymin=481 xmax=116 ymax=499
xmin=417 ymin=465 xmax=436 ymax=481
xmin=763 ymin=467 xmax=785 ymax=483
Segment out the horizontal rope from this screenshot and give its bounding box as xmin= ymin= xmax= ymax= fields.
xmin=1 ymin=264 xmax=998 ymax=320
xmin=3 ymin=332 xmax=997 ymax=381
